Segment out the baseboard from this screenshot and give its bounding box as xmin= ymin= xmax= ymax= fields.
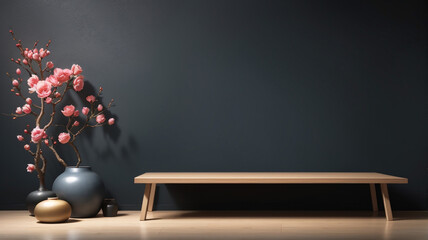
xmin=0 ymin=204 xmax=26 ymax=210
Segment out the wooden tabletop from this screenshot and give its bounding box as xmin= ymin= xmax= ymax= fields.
xmin=134 ymin=172 xmax=408 ymax=184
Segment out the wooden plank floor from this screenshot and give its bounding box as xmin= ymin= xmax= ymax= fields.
xmin=1 ymin=211 xmax=428 ymax=239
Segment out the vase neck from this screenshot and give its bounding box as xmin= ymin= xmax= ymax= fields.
xmin=38 ymin=184 xmax=46 ymax=191
xmin=66 ymin=166 xmax=92 ymax=173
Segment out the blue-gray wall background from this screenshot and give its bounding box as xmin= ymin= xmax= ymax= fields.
xmin=0 ymin=0 xmax=427 ymax=211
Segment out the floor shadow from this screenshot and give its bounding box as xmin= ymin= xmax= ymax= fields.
xmin=116 ymin=213 xmax=129 ymax=217
xmin=148 ymin=210 xmax=389 ymax=220
xmin=37 ymin=219 xmax=81 ymax=224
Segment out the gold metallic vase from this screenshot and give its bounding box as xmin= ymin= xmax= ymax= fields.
xmin=34 ymin=197 xmax=72 ymax=223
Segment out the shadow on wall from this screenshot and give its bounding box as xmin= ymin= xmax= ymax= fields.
xmin=46 ymin=81 xmax=120 ymax=164
xmin=46 ymin=81 xmax=140 ymax=169
xmin=78 ymin=81 xmax=139 ymax=165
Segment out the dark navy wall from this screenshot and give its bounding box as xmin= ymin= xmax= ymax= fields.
xmin=0 ymin=0 xmax=426 ymax=210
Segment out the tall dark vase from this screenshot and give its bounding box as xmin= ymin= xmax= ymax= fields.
xmin=26 ymin=188 xmax=56 ymax=216
xmin=52 ymin=166 xmax=105 ymax=218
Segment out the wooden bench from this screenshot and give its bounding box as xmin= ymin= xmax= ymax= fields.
xmin=134 ymin=172 xmax=408 ymax=221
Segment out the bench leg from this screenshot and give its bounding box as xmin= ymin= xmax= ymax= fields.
xmin=148 ymin=183 xmax=156 ymax=211
xmin=140 ymin=183 xmax=152 ymax=221
xmin=369 ymin=184 xmax=378 ymax=212
xmin=381 ymin=184 xmax=393 ymax=221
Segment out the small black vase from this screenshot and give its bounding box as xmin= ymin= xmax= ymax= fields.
xmin=102 ymin=199 xmax=118 ymax=217
xmin=26 ymin=189 xmax=56 ymax=216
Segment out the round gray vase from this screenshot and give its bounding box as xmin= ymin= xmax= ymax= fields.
xmin=52 ymin=166 xmax=105 ymax=218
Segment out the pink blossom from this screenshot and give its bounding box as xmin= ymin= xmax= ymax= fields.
xmin=35 ymin=81 xmax=52 ymax=98
xmin=26 ymin=164 xmax=35 ymax=173
xmin=54 ymin=92 xmax=61 ymax=98
xmin=58 ymin=132 xmax=71 ymax=144
xmin=46 ymin=75 xmax=61 ymax=87
xmin=97 ymin=104 xmax=103 ymax=111
xmin=71 ymin=64 xmax=82 ymax=75
xmin=26 ymin=98 xmax=32 ymax=104
xmin=16 ymin=68 xmax=21 ymax=75
xmin=40 ymin=49 xmax=46 ymax=58
xmin=44 ymin=139 xmax=49 ymax=146
xmin=27 ymin=74 xmax=39 ymax=89
xmin=73 ymin=76 xmax=84 ymax=92
xmin=61 ymin=105 xmax=75 ymax=117
xmin=32 ymin=53 xmax=40 ymax=60
xmin=22 ymin=104 xmax=32 ymax=114
xmin=86 ymin=95 xmax=96 ymax=103
xmin=45 ymin=97 xmax=52 ymax=104
xmin=54 ymin=68 xmax=72 ymax=83
xmin=96 ymin=114 xmax=106 ymax=124
xmin=23 ymin=59 xmax=28 ymax=65
xmin=24 ymin=144 xmax=30 ymax=151
xmin=108 ymin=118 xmax=115 ymax=125
xmin=82 ymin=107 xmax=89 ymax=115
xmin=73 ymin=121 xmax=80 ymax=126
xmin=31 ymin=127 xmax=45 ymax=143
xmin=12 ymin=79 xmax=19 ymax=87
xmin=15 ymin=107 xmax=23 ymax=114
xmin=17 ymin=135 xmax=24 ymax=141
xmin=46 ymin=61 xmax=54 ymax=69
xmin=73 ymin=110 xmax=79 ymax=117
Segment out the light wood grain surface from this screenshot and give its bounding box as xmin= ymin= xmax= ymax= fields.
xmin=1 ymin=210 xmax=427 ymax=240
xmin=134 ymin=172 xmax=408 ymax=184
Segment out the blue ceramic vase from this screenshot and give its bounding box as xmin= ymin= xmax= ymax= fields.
xmin=52 ymin=166 xmax=105 ymax=218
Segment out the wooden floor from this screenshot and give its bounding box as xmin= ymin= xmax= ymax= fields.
xmin=1 ymin=210 xmax=428 ymax=239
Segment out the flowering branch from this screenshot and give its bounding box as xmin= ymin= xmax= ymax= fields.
xmin=47 ymin=144 xmax=67 ymax=167
xmin=4 ymin=30 xmax=116 ymax=189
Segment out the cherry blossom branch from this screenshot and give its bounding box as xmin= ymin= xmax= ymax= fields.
xmin=40 ymin=153 xmax=47 ymax=174
xmin=43 ymin=83 xmax=71 ymax=130
xmin=7 ymin=30 xmax=116 ymax=173
xmin=38 ymin=61 xmax=44 ymax=80
xmin=9 ymin=30 xmax=40 ymax=77
xmin=35 ymin=98 xmax=44 ymax=127
xmin=47 ymin=144 xmax=67 ymax=167
xmin=10 ymin=59 xmax=32 ymax=77
xmin=5 ymin=73 xmax=41 ymax=109
xmin=33 ymin=142 xmax=46 ymax=190
xmin=54 ymin=83 xmax=71 ymax=105
xmin=72 ymin=115 xmax=90 ymax=140
xmin=68 ymin=141 xmax=81 ymax=167
xmin=2 ymin=112 xmax=37 ymax=119
xmin=43 ymin=104 xmax=56 ymax=131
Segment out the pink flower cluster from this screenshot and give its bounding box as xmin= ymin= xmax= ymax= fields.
xmin=24 ymin=64 xmax=84 ymax=100
xmin=23 ymin=48 xmax=50 ymax=63
xmin=15 ymin=102 xmax=32 ymax=115
xmin=60 ymin=102 xmax=115 ymax=126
